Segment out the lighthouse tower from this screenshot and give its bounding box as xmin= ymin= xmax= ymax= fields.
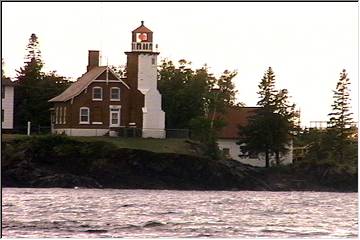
xmin=125 ymin=21 xmax=165 ymax=138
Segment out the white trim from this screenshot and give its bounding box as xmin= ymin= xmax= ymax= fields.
xmin=50 ymin=67 xmax=130 ymax=103
xmin=93 ymin=80 xmax=120 ymax=82
xmin=109 ymin=105 xmax=122 ymax=109
xmin=110 ymin=87 xmax=121 ymax=101
xmin=53 ymin=128 xmax=109 ymax=137
xmin=92 ymin=87 xmax=103 ymax=101
xmin=106 ymin=67 xmax=130 ymax=89
xmin=92 ymin=122 xmax=103 ymax=125
xmin=79 ymin=107 xmax=90 ymax=124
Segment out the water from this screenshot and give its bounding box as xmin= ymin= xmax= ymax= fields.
xmin=2 ymin=188 xmax=358 ymax=238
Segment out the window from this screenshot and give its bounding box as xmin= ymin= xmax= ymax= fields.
xmin=111 ymin=112 xmax=119 ymax=125
xmin=59 ymin=107 xmax=63 ymax=124
xmin=63 ymin=107 xmax=66 ymax=124
xmin=1 ymin=109 xmax=4 ymax=122
xmin=1 ymin=86 xmax=4 ymax=99
xmin=79 ymin=107 xmax=90 ymax=124
xmin=55 ymin=107 xmax=59 ymax=124
xmin=223 ymin=148 xmax=230 ymax=157
xmin=92 ymin=87 xmax=102 ymax=100
xmin=151 ymin=57 xmax=156 ymax=65
xmin=110 ymin=87 xmax=120 ymax=101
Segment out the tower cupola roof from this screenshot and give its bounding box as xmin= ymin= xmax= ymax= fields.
xmin=132 ymin=21 xmax=152 ymax=33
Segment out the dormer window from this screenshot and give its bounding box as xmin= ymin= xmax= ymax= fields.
xmin=92 ymin=87 xmax=102 ymax=101
xmin=111 ymin=87 xmax=120 ymax=101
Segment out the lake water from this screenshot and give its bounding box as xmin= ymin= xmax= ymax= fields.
xmin=2 ymin=188 xmax=358 ymax=238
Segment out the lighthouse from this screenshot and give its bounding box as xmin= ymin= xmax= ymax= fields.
xmin=125 ymin=21 xmax=166 ymax=138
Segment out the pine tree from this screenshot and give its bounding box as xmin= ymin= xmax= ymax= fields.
xmin=14 ymin=33 xmax=69 ymax=129
xmin=238 ymin=67 xmax=296 ymax=167
xmin=272 ymin=88 xmax=297 ymax=164
xmin=217 ymin=69 xmax=239 ymax=107
xmin=327 ymin=69 xmax=354 ymax=162
xmin=257 ymin=67 xmax=278 ymax=111
xmin=15 ymin=34 xmax=44 ymax=127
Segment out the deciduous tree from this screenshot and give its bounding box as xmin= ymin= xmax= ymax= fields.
xmin=158 ymin=59 xmax=240 ymax=159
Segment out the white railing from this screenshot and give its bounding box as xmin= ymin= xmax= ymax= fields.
xmin=131 ymin=42 xmax=153 ymax=52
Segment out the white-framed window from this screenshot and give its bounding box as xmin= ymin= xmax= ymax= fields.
xmin=79 ymin=107 xmax=90 ymax=124
xmin=92 ymin=87 xmax=102 ymax=101
xmin=55 ymin=107 xmax=59 ymax=124
xmin=59 ymin=107 xmax=63 ymax=124
xmin=110 ymin=87 xmax=121 ymax=101
xmin=63 ymin=106 xmax=66 ymax=124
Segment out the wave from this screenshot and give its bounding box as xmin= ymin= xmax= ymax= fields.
xmin=84 ymin=229 xmax=108 ymax=233
xmin=142 ymin=221 xmax=166 ymax=228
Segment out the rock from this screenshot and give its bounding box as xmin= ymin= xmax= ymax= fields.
xmin=30 ymin=174 xmax=103 ymax=188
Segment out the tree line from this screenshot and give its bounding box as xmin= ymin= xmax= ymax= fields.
xmin=2 ymin=33 xmax=356 ymax=168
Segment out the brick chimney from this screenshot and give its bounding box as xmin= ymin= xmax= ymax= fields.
xmin=87 ymin=50 xmax=100 ymax=72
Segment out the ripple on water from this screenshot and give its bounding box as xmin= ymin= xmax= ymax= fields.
xmin=2 ymin=189 xmax=358 ymax=238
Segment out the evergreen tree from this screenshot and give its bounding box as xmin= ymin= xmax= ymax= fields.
xmin=327 ymin=69 xmax=354 ymax=162
xmin=15 ymin=34 xmax=44 ymax=127
xmin=257 ymin=67 xmax=278 ymax=111
xmin=272 ymin=89 xmax=297 ymax=164
xmin=238 ymin=67 xmax=296 ymax=167
xmin=14 ymin=33 xmax=70 ymax=129
xmin=217 ymin=70 xmax=239 ymax=107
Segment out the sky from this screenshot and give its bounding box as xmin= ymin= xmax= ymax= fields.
xmin=1 ymin=2 xmax=358 ymax=127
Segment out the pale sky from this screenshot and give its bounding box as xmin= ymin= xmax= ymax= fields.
xmin=2 ymin=2 xmax=358 ymax=127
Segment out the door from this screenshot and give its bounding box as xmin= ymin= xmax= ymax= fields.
xmin=109 ymin=107 xmax=121 ymax=127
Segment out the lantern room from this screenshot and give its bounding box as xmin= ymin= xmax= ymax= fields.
xmin=131 ymin=21 xmax=154 ymax=52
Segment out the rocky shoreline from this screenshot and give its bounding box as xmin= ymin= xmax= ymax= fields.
xmin=2 ymin=136 xmax=357 ymax=192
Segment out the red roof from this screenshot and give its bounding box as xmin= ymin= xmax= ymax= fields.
xmin=217 ymin=106 xmax=259 ymax=139
xmin=132 ymin=21 xmax=152 ymax=33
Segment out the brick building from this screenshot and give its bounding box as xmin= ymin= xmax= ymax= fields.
xmin=49 ymin=21 xmax=165 ymax=138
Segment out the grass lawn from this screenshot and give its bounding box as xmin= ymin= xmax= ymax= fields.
xmin=70 ymin=136 xmax=198 ymax=155
xmin=2 ymin=134 xmax=200 ymax=156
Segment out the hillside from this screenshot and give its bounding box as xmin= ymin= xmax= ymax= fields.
xmin=2 ymin=134 xmax=203 ymax=156
xmin=2 ymin=134 xmax=357 ymax=191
